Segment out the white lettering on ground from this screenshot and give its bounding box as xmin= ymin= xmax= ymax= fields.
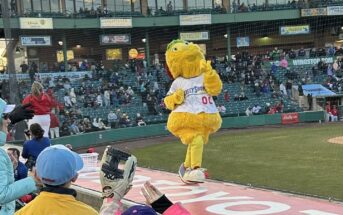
xmin=157 ymin=186 xmax=208 ymax=197
xmin=206 ymin=201 xmax=290 ymax=215
xmin=180 ymin=192 xmax=252 ymax=204
xmin=300 ymin=210 xmax=339 ymax=215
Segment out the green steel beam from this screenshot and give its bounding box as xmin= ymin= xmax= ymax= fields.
xmin=0 ymin=9 xmax=300 ymax=29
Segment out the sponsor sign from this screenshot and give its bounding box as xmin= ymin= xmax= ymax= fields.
xmin=198 ymin=44 xmax=207 ymax=55
xmin=179 ymin=31 xmax=209 ymax=41
xmin=0 ymin=71 xmax=92 ymax=81
xmin=20 ymin=36 xmax=51 ymax=46
xmin=280 ymin=25 xmax=310 ymax=35
xmin=301 ymin=8 xmax=327 ymax=16
xmin=179 ymin=14 xmax=211 ymax=26
xmin=270 ymin=57 xmax=334 ymax=66
xmin=56 ymin=50 xmax=74 ymax=63
xmin=100 ymin=18 xmax=132 ymax=28
xmin=129 ymin=49 xmax=138 ymax=59
xmin=327 ymin=6 xmax=343 ymax=15
xmin=106 ymin=49 xmax=122 ymax=60
xmin=282 ymin=113 xmax=299 ymax=124
xmin=100 ymin=34 xmax=131 ymax=45
xmin=19 ymin=18 xmax=53 ymax=29
xmin=236 ymin=37 xmax=250 ymax=47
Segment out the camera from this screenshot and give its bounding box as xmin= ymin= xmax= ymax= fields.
xmin=24 ymin=129 xmax=30 ymax=137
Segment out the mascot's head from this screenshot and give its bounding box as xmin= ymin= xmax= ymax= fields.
xmin=166 ymin=39 xmax=205 ymax=79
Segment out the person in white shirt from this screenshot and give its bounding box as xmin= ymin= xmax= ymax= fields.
xmin=246 ymin=107 xmax=252 ymax=116
xmin=126 ymin=87 xmax=134 ymax=97
xmin=97 ymin=94 xmax=103 ymax=107
xmin=279 ymin=82 xmax=287 ymax=96
xmin=252 ymin=104 xmax=261 ymax=114
xmin=64 ymin=93 xmax=73 ymax=108
xmin=217 ymin=105 xmax=226 ymax=113
xmin=104 ymin=90 xmax=111 ymax=106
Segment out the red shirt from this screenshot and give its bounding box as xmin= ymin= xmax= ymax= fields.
xmin=50 ymin=113 xmax=60 ymax=128
xmin=224 ymin=92 xmax=230 ymax=102
xmin=326 ymin=105 xmax=331 ymax=113
xmin=331 ymin=108 xmax=338 ymax=116
xmin=22 ymin=93 xmax=53 ymax=115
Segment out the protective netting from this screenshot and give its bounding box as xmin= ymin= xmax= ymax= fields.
xmin=1 ymin=0 xmax=343 ymax=201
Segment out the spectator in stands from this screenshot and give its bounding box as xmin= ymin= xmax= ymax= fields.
xmin=135 ymin=113 xmax=146 ymax=127
xmin=104 ymin=89 xmax=111 ymax=107
xmin=286 ymin=80 xmax=292 ymax=99
xmin=279 ymin=82 xmax=287 ymax=96
xmin=119 ymin=113 xmax=131 ymax=127
xmin=70 ymin=88 xmax=77 ymax=105
xmin=271 ymin=62 xmax=277 ymax=74
xmin=327 ymin=64 xmax=333 ymax=77
xmin=108 ymin=111 xmax=118 ymax=128
xmin=167 ymin=1 xmax=173 ymax=13
xmin=22 ymin=123 xmax=51 ymax=170
xmin=29 ymin=62 xmax=38 ymax=83
xmin=288 ymin=49 xmax=296 ymax=59
xmin=7 ymin=148 xmax=28 ymax=181
xmin=224 ymin=90 xmax=230 ymax=102
xmin=20 ymin=61 xmax=29 ymax=73
xmin=217 ymin=105 xmax=226 ymax=113
xmin=252 ymin=104 xmax=261 ymax=115
xmin=16 ymin=145 xmax=99 ymax=215
xmin=64 ymin=92 xmax=73 ymax=108
xmin=69 ymin=120 xmax=81 ymax=134
xmin=280 ymin=58 xmax=288 ymax=69
xmin=331 ymin=105 xmax=338 ymax=121
xmin=245 ymin=107 xmax=252 ymax=116
xmin=97 ymin=94 xmax=103 ymax=107
xmin=328 ymin=46 xmax=336 ymax=56
xmin=298 ymin=47 xmax=306 ymax=57
xmin=98 ymin=118 xmax=110 ymax=130
xmin=298 ymin=84 xmax=304 ymax=96
xmin=325 ymin=102 xmax=331 ymax=122
xmin=22 ymin=81 xmax=53 ymax=137
xmin=50 ymin=110 xmax=60 ymax=139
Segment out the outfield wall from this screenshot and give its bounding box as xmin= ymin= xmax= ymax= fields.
xmin=49 ymin=111 xmax=324 ymax=149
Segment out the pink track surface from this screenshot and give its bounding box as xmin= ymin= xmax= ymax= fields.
xmin=75 ymin=167 xmax=343 ymax=215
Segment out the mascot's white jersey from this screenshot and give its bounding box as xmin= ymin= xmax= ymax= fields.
xmin=167 ymin=74 xmax=218 ymax=114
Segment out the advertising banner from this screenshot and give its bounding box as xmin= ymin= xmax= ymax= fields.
xmin=100 ymin=18 xmax=132 ymax=28
xmin=56 ymin=50 xmax=74 ymax=63
xmin=100 ymin=34 xmax=131 ymax=45
xmin=280 ymin=25 xmax=310 ymax=35
xmin=327 ymin=6 xmax=343 ymax=15
xmin=20 ymin=36 xmax=51 ymax=46
xmin=269 ymin=57 xmax=334 ymax=66
xmin=301 ymin=8 xmax=327 ymax=16
xmin=179 ymin=14 xmax=211 ymax=26
xmin=0 ymin=71 xmax=92 ymax=80
xmin=179 ymin=31 xmax=209 ymax=41
xmin=281 ymin=113 xmax=299 ymax=124
xmin=236 ymin=37 xmax=250 ymax=47
xmin=19 ymin=18 xmax=53 ymax=29
xmin=106 ymin=49 xmax=122 ymax=60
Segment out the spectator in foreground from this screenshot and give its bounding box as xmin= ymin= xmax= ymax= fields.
xmin=7 ymin=147 xmax=28 ymax=181
xmin=135 ymin=113 xmax=146 ymax=127
xmin=15 ymin=145 xmax=99 ymax=215
xmin=22 ymin=81 xmax=53 ymax=137
xmin=22 ymin=123 xmax=51 ymax=170
xmin=0 ymin=98 xmax=37 ymax=215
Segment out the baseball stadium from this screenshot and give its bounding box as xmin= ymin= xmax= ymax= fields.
xmin=1 ymin=0 xmax=343 ymax=214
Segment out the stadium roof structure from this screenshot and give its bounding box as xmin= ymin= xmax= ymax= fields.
xmin=302 ymin=84 xmax=336 ymax=97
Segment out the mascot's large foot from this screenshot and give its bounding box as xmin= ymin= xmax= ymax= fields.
xmin=183 ymin=168 xmax=208 ymax=184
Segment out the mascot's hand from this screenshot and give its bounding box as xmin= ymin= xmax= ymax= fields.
xmin=174 ymin=89 xmax=185 ymax=104
xmin=164 ymin=89 xmax=184 ymax=110
xmin=200 ymin=60 xmax=215 ymax=76
xmin=202 ymin=60 xmax=223 ymax=96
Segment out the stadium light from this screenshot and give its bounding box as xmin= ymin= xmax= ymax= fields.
xmin=224 ymin=34 xmax=228 ymax=38
xmin=58 ymin=41 xmax=63 ymax=46
xmin=76 ymin=44 xmax=81 ymax=48
xmin=341 ymin=27 xmax=343 ymax=30
xmin=142 ymin=38 xmax=146 ymax=43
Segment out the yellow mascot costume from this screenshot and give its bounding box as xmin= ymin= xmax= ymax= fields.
xmin=164 ymin=40 xmax=222 ymax=183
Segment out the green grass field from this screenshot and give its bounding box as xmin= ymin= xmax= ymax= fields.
xmin=132 ymin=123 xmax=343 ymax=200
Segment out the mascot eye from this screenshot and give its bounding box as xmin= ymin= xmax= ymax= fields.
xmin=173 ymin=47 xmax=178 ymax=52
xmin=185 ymin=42 xmax=189 ymax=45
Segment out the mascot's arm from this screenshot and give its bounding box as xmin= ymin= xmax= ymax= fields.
xmin=164 ymin=89 xmax=184 ymax=111
xmin=203 ymin=61 xmax=223 ymax=96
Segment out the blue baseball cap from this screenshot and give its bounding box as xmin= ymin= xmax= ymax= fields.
xmin=122 ymin=205 xmax=157 ymax=215
xmin=36 ymin=145 xmax=84 ymax=186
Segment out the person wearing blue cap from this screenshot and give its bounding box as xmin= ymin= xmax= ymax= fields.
xmin=0 ymin=98 xmax=37 ymax=215
xmin=15 ymin=144 xmax=98 ymax=215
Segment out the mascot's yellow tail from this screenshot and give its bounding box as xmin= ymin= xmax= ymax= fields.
xmin=184 ymin=135 xmax=204 ymax=169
